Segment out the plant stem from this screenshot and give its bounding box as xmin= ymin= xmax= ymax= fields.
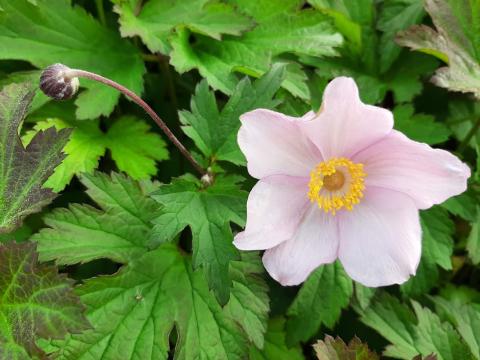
xmin=95 ymin=0 xmax=107 ymax=26
xmin=457 ymin=117 xmax=480 ymax=154
xmin=141 ymin=53 xmax=159 ymax=62
xmin=67 ymin=69 xmax=206 ymax=176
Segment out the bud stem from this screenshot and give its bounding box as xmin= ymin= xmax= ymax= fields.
xmin=65 ymin=69 xmax=206 ymax=176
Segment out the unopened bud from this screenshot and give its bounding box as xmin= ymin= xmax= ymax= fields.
xmin=39 ymin=63 xmax=79 ymax=100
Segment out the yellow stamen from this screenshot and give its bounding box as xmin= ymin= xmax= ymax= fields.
xmin=308 ymin=157 xmax=366 ymax=215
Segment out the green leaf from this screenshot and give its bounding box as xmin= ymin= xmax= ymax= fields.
xmin=249 ymin=317 xmax=305 ymax=360
xmin=223 ymin=252 xmax=270 ymax=349
xmin=393 ymin=104 xmax=451 ymax=145
xmin=354 ymin=282 xmax=377 ymax=310
xmin=22 ymin=116 xmax=168 ymax=191
xmin=307 ymin=0 xmax=436 ymax=104
xmin=0 ymin=242 xmax=89 ymax=359
xmin=180 ymin=65 xmax=284 ymax=165
xmin=377 ymin=0 xmax=425 ymax=73
xmin=359 ymin=292 xmax=473 ymax=360
xmin=0 ymin=70 xmax=49 ymax=112
xmin=0 ymin=0 xmax=145 ymax=119
xmin=22 ymin=118 xmax=105 ymax=192
xmin=421 ymin=207 xmax=455 ymax=271
xmin=51 ymin=244 xmax=265 ymax=359
xmin=286 ymin=262 xmax=353 ymax=344
xmin=432 ymin=296 xmax=480 ymax=359
xmin=32 ymin=172 xmax=157 ymax=265
xmin=105 ymin=116 xmax=169 ymax=180
xmin=396 ymin=0 xmax=480 ymax=98
xmin=170 ymin=0 xmax=342 ymax=99
xmin=442 ymin=190 xmax=479 ymax=222
xmin=113 ymin=0 xmax=253 ymax=54
xmin=467 ymin=207 xmax=480 ymax=265
xmin=313 ymin=335 xmax=379 ymax=360
xmin=0 ymin=83 xmax=70 ymax=233
xmin=401 ymin=207 xmax=454 ymax=296
xmin=151 ymin=174 xmax=247 ymax=304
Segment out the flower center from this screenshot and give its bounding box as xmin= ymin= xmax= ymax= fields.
xmin=308 ymin=157 xmax=366 ymax=215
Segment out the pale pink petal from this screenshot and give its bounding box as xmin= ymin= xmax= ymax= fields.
xmin=353 ymin=130 xmax=470 ymax=209
xmin=301 ymin=77 xmax=393 ymax=159
xmin=234 ymin=175 xmax=309 ymax=250
xmin=338 ymin=187 xmax=421 ymax=287
xmin=238 ymin=109 xmax=322 ymax=178
xmin=262 ymin=205 xmax=339 ymax=286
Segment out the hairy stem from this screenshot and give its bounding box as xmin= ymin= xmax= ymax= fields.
xmin=66 ymin=69 xmax=206 ymax=176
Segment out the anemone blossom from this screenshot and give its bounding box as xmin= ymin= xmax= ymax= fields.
xmin=233 ymin=77 xmax=470 ymax=287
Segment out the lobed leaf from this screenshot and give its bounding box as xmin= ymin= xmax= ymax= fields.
xmin=170 ymin=0 xmax=342 ymax=99
xmin=397 ymin=0 xmax=480 ymax=98
xmin=113 ymin=0 xmax=254 ymax=54
xmin=0 ymin=83 xmax=70 ymax=233
xmin=0 ymin=0 xmax=145 ymax=119
xmin=0 ymin=242 xmax=89 ymax=359
xmin=286 ymin=262 xmax=353 ymax=344
xmin=150 ymin=174 xmax=247 ymax=304
xmin=180 ymin=65 xmax=284 ymax=165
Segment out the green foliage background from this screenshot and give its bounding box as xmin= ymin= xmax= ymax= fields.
xmin=0 ymin=0 xmax=479 ymax=359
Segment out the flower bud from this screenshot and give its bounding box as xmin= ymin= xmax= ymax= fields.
xmin=39 ymin=63 xmax=79 ymax=100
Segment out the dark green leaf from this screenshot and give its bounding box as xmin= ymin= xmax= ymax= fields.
xmin=0 ymin=242 xmax=89 ymax=359
xmin=286 ymin=262 xmax=353 ymax=344
xmin=151 ymin=174 xmax=247 ymax=304
xmin=0 ymin=83 xmax=70 ymax=233
xmin=180 ymin=65 xmax=284 ymax=165
xmin=52 ymin=244 xmax=264 ymax=359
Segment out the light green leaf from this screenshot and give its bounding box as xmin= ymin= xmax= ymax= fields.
xmin=286 ymin=262 xmax=353 ymax=344
xmin=32 ymin=172 xmax=157 ymax=265
xmin=467 ymin=207 xmax=480 ymax=265
xmin=393 ymin=104 xmax=451 ymax=145
xmin=249 ymin=317 xmax=305 ymax=360
xmin=0 ymin=242 xmax=89 ymax=360
xmin=359 ymin=293 xmax=473 ymax=360
xmin=170 ymin=0 xmax=342 ymax=99
xmin=22 ymin=118 xmax=106 ymax=192
xmin=0 ymin=0 xmax=145 ymax=119
xmin=180 ymin=65 xmax=284 ymax=165
xmin=151 ymin=174 xmax=247 ymax=304
xmin=313 ymin=335 xmax=379 ymax=360
xmin=396 ymin=0 xmax=480 ymax=98
xmin=105 ymin=116 xmax=169 ymax=180
xmin=0 ymin=83 xmax=70 ymax=233
xmin=432 ymin=297 xmax=480 ymax=359
xmin=22 ymin=116 xmax=168 ymax=191
xmin=223 ymin=252 xmax=270 ymax=349
xmin=113 ymin=0 xmax=253 ymax=54
xmin=51 ymin=244 xmax=262 ymax=360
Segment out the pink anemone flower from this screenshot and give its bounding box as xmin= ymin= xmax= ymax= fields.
xmin=234 ymin=77 xmax=470 ymax=287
